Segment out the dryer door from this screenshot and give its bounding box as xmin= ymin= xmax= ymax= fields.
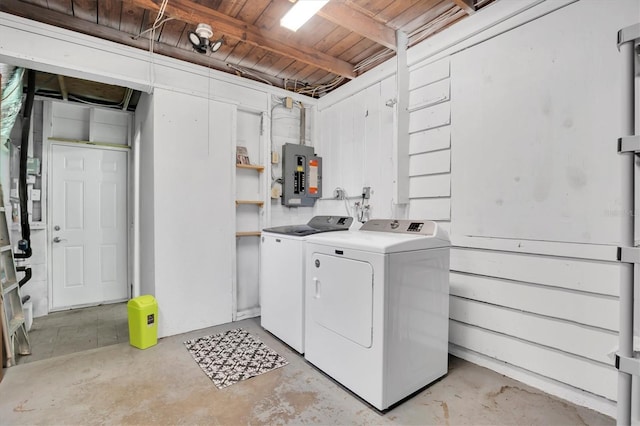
xmin=309 ymin=253 xmax=373 ymax=348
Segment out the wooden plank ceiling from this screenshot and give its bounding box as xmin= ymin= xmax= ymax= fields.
xmin=1 ymin=0 xmax=495 ymax=100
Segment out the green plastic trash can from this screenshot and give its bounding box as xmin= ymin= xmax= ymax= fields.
xmin=127 ymin=295 xmax=158 ymax=349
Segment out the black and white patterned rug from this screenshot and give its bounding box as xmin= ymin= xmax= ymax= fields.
xmin=184 ymin=328 xmax=288 ymax=389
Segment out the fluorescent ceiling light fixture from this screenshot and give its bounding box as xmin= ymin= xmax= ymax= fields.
xmin=280 ymin=0 xmax=329 ymax=32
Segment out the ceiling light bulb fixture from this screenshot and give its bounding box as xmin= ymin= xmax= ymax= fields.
xmin=188 ymin=23 xmax=220 ymax=54
xmin=210 ymin=37 xmax=224 ymax=53
xmin=280 ymin=0 xmax=329 ymax=32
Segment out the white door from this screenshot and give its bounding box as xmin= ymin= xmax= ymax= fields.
xmin=51 ymin=144 xmax=128 ymax=309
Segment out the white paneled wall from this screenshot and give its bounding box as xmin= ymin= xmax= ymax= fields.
xmin=151 ymin=89 xmax=235 ymax=337
xmin=448 ymin=247 xmax=620 ymax=403
xmin=316 ymin=77 xmax=395 ymax=222
xmin=440 ymin=0 xmax=636 ymax=415
xmin=408 ymin=58 xmax=451 ymax=232
xmin=316 ymin=0 xmax=637 ymax=416
xmin=268 ymin=100 xmax=316 ymax=228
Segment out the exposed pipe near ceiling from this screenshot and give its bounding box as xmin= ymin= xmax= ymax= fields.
xmin=299 ymin=102 xmax=305 ymax=146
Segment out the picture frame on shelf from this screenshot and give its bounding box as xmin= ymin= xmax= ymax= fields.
xmin=236 ymin=146 xmax=250 ymax=165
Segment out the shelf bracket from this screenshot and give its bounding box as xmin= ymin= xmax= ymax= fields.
xmin=618 ymin=23 xmax=640 ymax=50
xmin=616 ymin=353 xmax=640 ymax=376
xmin=618 ymin=135 xmax=640 ymax=153
xmin=617 ymin=247 xmax=640 ymax=264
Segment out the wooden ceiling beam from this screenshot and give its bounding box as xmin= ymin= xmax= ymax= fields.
xmin=0 ymin=0 xmax=284 ymax=87
xmin=450 ymin=0 xmax=476 ymax=15
xmin=316 ymin=2 xmax=396 ymax=51
xmin=125 ymin=0 xmax=356 ymax=79
xmin=57 ymin=75 xmax=69 ymax=101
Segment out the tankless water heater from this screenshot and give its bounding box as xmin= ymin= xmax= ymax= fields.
xmin=281 ymin=143 xmax=322 ymax=207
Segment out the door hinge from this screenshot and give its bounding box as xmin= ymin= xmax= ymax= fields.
xmin=618 ymin=135 xmax=640 ymax=153
xmin=618 ymin=23 xmax=640 ymax=50
xmin=617 ymin=247 xmax=640 ymax=264
xmin=615 ymin=353 xmax=640 ymax=376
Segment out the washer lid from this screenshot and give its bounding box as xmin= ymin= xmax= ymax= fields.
xmin=262 ymin=216 xmax=353 ymax=236
xmin=305 ymin=221 xmax=450 ymax=253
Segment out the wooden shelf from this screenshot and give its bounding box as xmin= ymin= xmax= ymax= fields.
xmin=236 ymin=164 xmax=265 ymax=172
xmin=236 ymin=231 xmax=261 ymax=237
xmin=235 ymin=200 xmax=264 ymax=207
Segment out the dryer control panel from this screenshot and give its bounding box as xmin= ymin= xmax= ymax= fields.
xmin=360 ymin=219 xmax=436 ymax=236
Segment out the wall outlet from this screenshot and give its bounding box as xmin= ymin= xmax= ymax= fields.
xmin=284 ymin=97 xmax=293 ymax=109
xmin=362 ymin=186 xmax=371 ymax=199
xmin=271 ymin=186 xmax=282 ymax=199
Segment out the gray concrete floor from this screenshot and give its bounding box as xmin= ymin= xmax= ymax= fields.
xmin=1 ymin=316 xmax=614 ymax=425
xmin=17 ymin=302 xmax=129 ymax=364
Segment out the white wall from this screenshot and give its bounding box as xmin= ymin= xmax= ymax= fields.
xmin=268 ymin=100 xmax=319 ymax=227
xmin=1 ymin=0 xmax=636 ymax=416
xmin=135 ymin=92 xmax=155 ymax=297
xmin=445 ymin=0 xmax=637 ymax=415
xmin=408 ymin=58 xmax=452 ymax=234
xmin=149 ymin=89 xmax=236 ymax=337
xmin=315 ymin=77 xmax=396 ymax=223
xmin=11 ymin=100 xmax=131 ymax=318
xmin=317 ymin=0 xmax=639 ymax=417
xmin=0 ymin=11 xmax=318 ymax=335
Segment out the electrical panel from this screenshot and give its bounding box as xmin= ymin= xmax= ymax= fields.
xmin=281 ymin=143 xmax=322 ymax=207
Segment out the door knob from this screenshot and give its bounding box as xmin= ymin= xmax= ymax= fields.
xmin=53 ymin=237 xmax=66 ymax=243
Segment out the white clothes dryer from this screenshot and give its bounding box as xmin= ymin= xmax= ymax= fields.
xmin=304 ymin=219 xmax=450 ymax=410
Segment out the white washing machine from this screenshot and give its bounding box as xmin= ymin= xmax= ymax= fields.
xmin=260 ymin=216 xmax=353 ymax=353
xmin=304 ymin=219 xmax=450 ymax=410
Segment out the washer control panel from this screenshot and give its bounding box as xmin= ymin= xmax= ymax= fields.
xmin=360 ymin=219 xmax=436 ymax=236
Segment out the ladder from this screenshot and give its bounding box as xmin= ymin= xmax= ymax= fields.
xmin=0 ymin=183 xmax=30 ymax=366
